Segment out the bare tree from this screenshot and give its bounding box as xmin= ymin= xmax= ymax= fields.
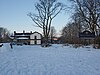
xmin=61 ymin=22 xmax=80 ymax=44
xmin=50 ymin=26 xmax=56 ymax=37
xmin=70 ymin=0 xmax=100 ymax=33
xmin=50 ymin=26 xmax=56 ymax=43
xmin=0 ymin=27 xmax=9 ymax=42
xmin=28 ymin=0 xmax=63 ymax=45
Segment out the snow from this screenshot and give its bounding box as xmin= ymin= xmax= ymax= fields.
xmin=0 ymin=43 xmax=100 ymax=75
xmin=17 ymin=37 xmax=29 ymax=39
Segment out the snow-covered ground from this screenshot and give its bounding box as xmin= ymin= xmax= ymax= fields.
xmin=0 ymin=43 xmax=100 ymax=75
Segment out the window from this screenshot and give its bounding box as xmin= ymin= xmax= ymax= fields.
xmin=34 ymin=36 xmax=37 ymax=39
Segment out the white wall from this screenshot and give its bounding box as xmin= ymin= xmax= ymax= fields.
xmin=30 ymin=40 xmax=34 ymax=45
xmin=30 ymin=33 xmax=41 ymax=39
xmin=30 ymin=33 xmax=41 ymax=45
xmin=37 ymin=40 xmax=41 ymax=44
xmin=30 ymin=40 xmax=41 ymax=45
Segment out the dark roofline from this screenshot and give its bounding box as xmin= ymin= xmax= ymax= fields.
xmin=13 ymin=31 xmax=42 ymax=36
xmin=14 ymin=33 xmax=32 ymax=35
xmin=33 ymin=31 xmax=42 ymax=36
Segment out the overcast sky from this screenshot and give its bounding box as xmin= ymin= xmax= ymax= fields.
xmin=0 ymin=0 xmax=73 ymax=35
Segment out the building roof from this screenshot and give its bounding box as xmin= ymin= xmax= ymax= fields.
xmin=79 ymin=30 xmax=95 ymax=39
xmin=11 ymin=31 xmax=42 ymax=38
